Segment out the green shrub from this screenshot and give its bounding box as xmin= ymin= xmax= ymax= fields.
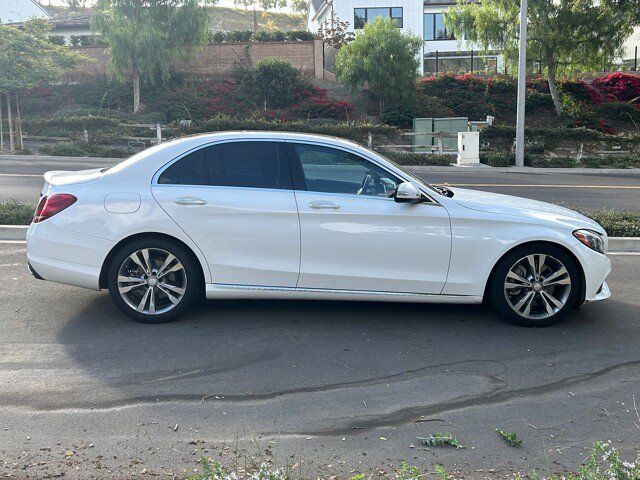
xmin=40 ymin=142 xmax=128 ymax=158
xmin=251 ymin=58 xmax=306 ymax=108
xmin=380 ymin=103 xmax=419 ymax=128
xmin=48 ymin=35 xmax=66 ymax=45
xmin=69 ymin=35 xmax=108 ymax=46
xmin=580 ymin=155 xmax=640 ymax=168
xmin=378 ymin=149 xmax=452 ymax=166
xmin=184 ymin=115 xmax=398 ymax=144
xmin=525 ymin=92 xmax=554 ymax=111
xmin=585 ymin=211 xmax=640 ymax=237
xmin=0 ymin=201 xmax=34 ymax=225
xmin=480 ymin=152 xmax=515 ymax=167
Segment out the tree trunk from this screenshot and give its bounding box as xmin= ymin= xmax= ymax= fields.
xmin=6 ymin=93 xmax=14 ymax=151
xmin=253 ymin=6 xmax=258 ymax=33
xmin=0 ymin=93 xmax=4 ymax=151
xmin=14 ymin=91 xmax=24 ymax=150
xmin=546 ymin=57 xmax=563 ymax=115
xmin=132 ymin=69 xmax=141 ymax=113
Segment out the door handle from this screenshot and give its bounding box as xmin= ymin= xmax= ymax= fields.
xmin=309 ymin=201 xmax=340 ymax=209
xmin=174 ymin=196 xmax=207 ymax=205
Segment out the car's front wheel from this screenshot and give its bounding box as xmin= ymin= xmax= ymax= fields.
xmin=107 ymin=238 xmax=200 ymax=323
xmin=489 ymin=244 xmax=581 ymax=327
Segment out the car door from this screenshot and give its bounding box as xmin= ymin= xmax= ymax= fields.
xmin=288 ymin=142 xmax=451 ymax=294
xmin=152 ymin=140 xmax=300 ymax=287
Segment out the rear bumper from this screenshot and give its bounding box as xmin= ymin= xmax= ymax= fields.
xmin=26 ymin=221 xmax=114 ymax=290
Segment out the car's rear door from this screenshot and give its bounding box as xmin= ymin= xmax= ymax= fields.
xmin=152 ymin=140 xmax=300 ymax=287
xmin=288 ymin=142 xmax=451 ymax=294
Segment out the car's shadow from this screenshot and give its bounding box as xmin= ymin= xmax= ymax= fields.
xmin=48 ymin=292 xmax=625 ymax=411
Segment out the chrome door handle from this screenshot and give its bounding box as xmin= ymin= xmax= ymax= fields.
xmin=309 ymin=201 xmax=340 ymax=209
xmin=174 ymin=196 xmax=207 ymax=205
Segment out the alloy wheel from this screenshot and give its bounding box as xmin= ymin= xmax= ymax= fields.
xmin=117 ymin=248 xmax=187 ymax=315
xmin=503 ymin=254 xmax=572 ymax=320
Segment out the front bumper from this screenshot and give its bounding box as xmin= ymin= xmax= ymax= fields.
xmin=586 ymin=281 xmax=611 ymax=302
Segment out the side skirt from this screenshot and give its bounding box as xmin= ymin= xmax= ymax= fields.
xmin=205 ymin=284 xmax=483 ymax=304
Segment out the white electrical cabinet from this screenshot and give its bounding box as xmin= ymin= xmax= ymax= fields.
xmin=457 ymin=131 xmax=480 ymax=165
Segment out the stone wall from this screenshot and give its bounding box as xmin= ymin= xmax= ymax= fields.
xmin=63 ymin=40 xmax=323 ymax=81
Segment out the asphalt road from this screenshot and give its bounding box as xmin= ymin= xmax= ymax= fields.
xmin=1 ymin=244 xmax=639 ymax=479
xmin=1 ymin=156 xmax=639 ymax=211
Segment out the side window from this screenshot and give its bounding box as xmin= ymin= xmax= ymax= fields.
xmin=293 ymin=144 xmax=400 ymax=198
xmin=206 ymin=141 xmax=289 ymax=189
xmin=157 ymin=149 xmax=205 ymax=185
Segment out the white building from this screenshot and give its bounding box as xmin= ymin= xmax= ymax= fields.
xmin=308 ymin=0 xmax=503 ymax=75
xmin=0 ymin=0 xmax=51 ymax=24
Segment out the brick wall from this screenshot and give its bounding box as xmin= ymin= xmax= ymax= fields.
xmin=64 ymin=40 xmax=323 ymax=81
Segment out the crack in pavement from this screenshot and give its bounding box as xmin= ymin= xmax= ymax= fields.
xmin=0 ymin=360 xmax=505 ymax=411
xmin=271 ymin=359 xmax=640 ymax=437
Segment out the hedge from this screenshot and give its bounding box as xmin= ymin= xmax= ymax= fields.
xmin=0 ymin=200 xmax=34 ymax=225
xmin=480 ymin=152 xmax=640 ymax=168
xmin=377 ymin=149 xmax=452 ymax=166
xmin=480 ymin=125 xmax=640 ymax=152
xmin=208 ymin=30 xmax=315 ymax=43
xmin=182 ymin=116 xmax=399 ymax=144
xmin=39 ymin=142 xmax=128 ymax=158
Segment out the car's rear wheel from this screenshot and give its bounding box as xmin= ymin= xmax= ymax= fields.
xmin=489 ymin=244 xmax=581 ymax=327
xmin=107 ymin=238 xmax=199 ymax=323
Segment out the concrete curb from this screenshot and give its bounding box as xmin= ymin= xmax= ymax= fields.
xmin=0 ymin=225 xmax=29 ymax=241
xmin=1 ymin=225 xmax=638 ymax=252
xmin=406 ymin=165 xmax=640 ymax=175
xmin=1 ymin=155 xmax=640 ymax=174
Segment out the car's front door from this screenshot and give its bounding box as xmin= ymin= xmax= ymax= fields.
xmin=288 ymin=142 xmax=451 ymax=294
xmin=152 ymin=140 xmax=300 ymax=287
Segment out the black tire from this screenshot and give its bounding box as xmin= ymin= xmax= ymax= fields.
xmin=488 ymin=243 xmax=582 ymax=327
xmin=107 ymin=237 xmax=200 ymax=323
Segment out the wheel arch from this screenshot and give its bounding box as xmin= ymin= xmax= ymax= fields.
xmin=99 ymin=232 xmax=207 ymax=290
xmin=483 ymin=240 xmax=586 ymax=306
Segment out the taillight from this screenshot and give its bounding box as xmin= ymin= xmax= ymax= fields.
xmin=33 ymin=194 xmax=77 ymax=223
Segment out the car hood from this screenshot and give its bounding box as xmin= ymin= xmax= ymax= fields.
xmin=448 ymin=187 xmax=605 ymax=234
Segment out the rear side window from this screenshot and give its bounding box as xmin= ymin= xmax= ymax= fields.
xmin=158 ymin=149 xmax=205 ymax=185
xmin=206 ymin=141 xmax=289 ymax=189
xmin=157 ymin=141 xmax=290 ymax=189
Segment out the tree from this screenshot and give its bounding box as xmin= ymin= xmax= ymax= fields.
xmin=0 ymin=19 xmax=84 ymax=150
xmin=92 ymin=0 xmax=211 ymax=113
xmin=335 ymin=17 xmax=422 ymax=111
xmin=290 ymin=0 xmax=307 ymax=15
xmin=318 ymin=12 xmax=354 ymax=49
xmin=444 ymin=0 xmax=640 ymax=115
xmin=233 ymin=0 xmax=287 ymax=33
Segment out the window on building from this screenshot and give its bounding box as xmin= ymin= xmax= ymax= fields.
xmin=354 ymin=7 xmax=403 ymax=29
xmin=423 ymin=52 xmax=498 ymax=75
xmin=423 ymin=13 xmax=454 ymax=40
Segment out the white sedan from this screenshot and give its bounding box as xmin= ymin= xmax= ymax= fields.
xmin=27 ymin=132 xmax=611 ymax=326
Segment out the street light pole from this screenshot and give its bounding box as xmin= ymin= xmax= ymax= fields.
xmin=515 ymin=0 xmax=528 ymax=167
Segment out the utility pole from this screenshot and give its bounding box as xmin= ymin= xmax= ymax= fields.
xmin=514 ymin=0 xmax=528 ymax=167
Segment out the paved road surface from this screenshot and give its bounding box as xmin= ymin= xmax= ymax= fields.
xmin=1 ymin=243 xmax=638 ymax=478
xmin=1 ymin=156 xmax=640 ymax=210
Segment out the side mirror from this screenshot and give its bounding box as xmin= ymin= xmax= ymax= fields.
xmin=394 ymin=182 xmax=423 ymax=203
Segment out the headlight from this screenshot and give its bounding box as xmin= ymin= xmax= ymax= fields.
xmin=573 ymin=229 xmax=606 ymax=254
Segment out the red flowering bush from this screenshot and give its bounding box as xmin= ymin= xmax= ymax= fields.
xmin=293 ymin=97 xmax=355 ymax=120
xmin=559 ymin=80 xmax=602 ymax=104
xmin=592 ymin=73 xmax=640 ymax=102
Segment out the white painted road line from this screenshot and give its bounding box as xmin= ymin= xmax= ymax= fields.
xmin=442 ymin=183 xmax=640 ymax=189
xmin=0 ymin=173 xmax=42 ymax=177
